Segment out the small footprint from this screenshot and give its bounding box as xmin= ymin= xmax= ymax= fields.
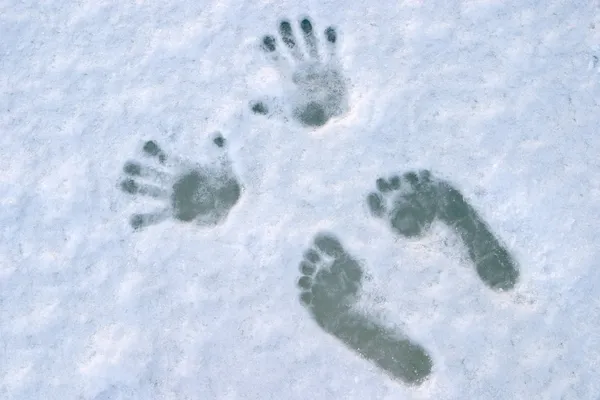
xmin=250 ymin=16 xmax=349 ymax=127
xmin=367 ymin=170 xmax=519 ymax=291
xmin=119 ymin=134 xmax=241 ymax=230
xmin=298 ymin=232 xmax=433 ymax=385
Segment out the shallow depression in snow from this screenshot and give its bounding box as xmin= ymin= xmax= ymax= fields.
xmin=1 ymin=1 xmax=599 ymax=399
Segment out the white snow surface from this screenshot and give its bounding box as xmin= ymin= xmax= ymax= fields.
xmin=1 ymin=0 xmax=600 ymax=399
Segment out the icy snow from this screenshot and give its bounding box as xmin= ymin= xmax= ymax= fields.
xmin=1 ymin=0 xmax=599 ymax=399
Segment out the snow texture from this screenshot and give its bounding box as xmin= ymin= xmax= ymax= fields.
xmin=1 ymin=0 xmax=599 ymax=399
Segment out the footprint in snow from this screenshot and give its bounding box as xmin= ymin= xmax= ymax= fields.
xmin=297 ymin=232 xmax=433 ymax=385
xmin=367 ymin=170 xmax=519 ymax=291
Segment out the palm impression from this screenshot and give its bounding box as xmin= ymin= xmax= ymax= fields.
xmin=119 ymin=134 xmax=242 ymax=230
xmin=250 ymin=16 xmax=349 ymax=128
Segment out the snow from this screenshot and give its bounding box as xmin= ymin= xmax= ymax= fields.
xmin=1 ymin=0 xmax=599 ymax=398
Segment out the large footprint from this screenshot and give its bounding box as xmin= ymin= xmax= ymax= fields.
xmin=250 ymin=16 xmax=349 ymax=127
xmin=119 ymin=133 xmax=242 ymax=230
xmin=367 ymin=170 xmax=519 ymax=291
xmin=298 ymin=232 xmax=433 ymax=385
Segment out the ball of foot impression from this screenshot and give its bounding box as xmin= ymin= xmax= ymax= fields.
xmin=390 ymin=200 xmax=435 ymax=238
